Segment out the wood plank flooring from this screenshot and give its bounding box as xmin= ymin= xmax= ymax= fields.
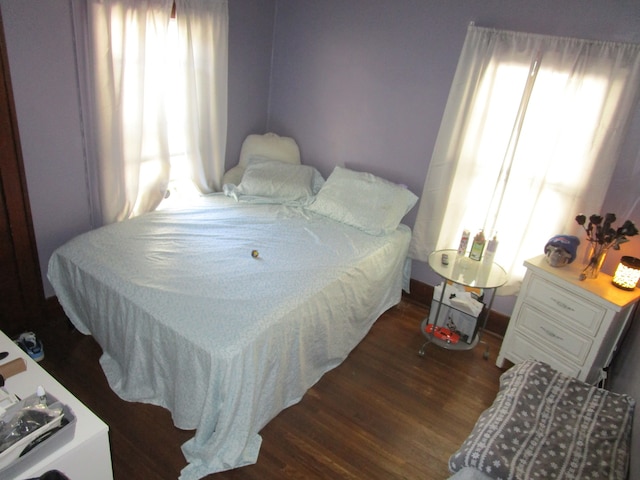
xmin=36 ymin=297 xmax=506 ymax=479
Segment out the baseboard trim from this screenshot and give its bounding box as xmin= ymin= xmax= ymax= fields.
xmin=404 ymin=278 xmax=509 ymax=337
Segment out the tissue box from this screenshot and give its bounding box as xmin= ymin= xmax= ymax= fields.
xmin=429 ymin=282 xmax=484 ymax=344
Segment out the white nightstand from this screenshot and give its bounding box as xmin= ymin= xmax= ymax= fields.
xmin=0 ymin=330 xmax=113 ymax=479
xmin=497 ymin=255 xmax=640 ymax=384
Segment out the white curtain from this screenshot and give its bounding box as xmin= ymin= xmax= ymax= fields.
xmin=409 ymin=25 xmax=640 ymax=294
xmin=71 ymin=0 xmax=228 ymax=226
xmin=176 ymin=0 xmax=228 ymax=194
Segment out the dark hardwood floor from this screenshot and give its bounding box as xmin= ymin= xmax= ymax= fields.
xmin=36 ymin=298 xmax=506 ymax=479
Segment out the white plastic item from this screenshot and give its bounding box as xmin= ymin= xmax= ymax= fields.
xmin=36 ymin=386 xmax=46 ymax=406
xmin=0 ymin=388 xmax=18 ymax=416
xmin=483 ymin=233 xmax=498 ymax=264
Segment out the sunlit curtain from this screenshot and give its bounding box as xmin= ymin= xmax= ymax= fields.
xmin=409 ymin=25 xmax=640 ymax=294
xmin=71 ymin=0 xmax=228 ymax=226
xmin=176 ymin=0 xmax=228 ymax=193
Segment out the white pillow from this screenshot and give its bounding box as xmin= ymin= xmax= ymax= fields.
xmin=221 ymin=165 xmax=244 ymax=186
xmin=307 ymin=166 xmax=418 ymax=235
xmin=223 ymin=157 xmax=319 ymax=205
xmin=238 ymin=133 xmax=300 ymax=168
xmin=222 ymin=133 xmax=301 ymax=186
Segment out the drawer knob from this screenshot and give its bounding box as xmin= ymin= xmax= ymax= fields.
xmin=540 ymin=326 xmax=564 ymax=341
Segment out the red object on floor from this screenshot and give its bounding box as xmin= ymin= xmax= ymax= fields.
xmin=424 ymin=324 xmax=460 ymax=344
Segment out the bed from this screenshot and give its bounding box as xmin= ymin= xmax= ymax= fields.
xmin=448 ymin=359 xmax=635 ymax=480
xmin=47 ymin=160 xmax=417 ymax=480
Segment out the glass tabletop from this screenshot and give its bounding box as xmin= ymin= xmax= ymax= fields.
xmin=428 ymin=249 xmax=508 ymax=289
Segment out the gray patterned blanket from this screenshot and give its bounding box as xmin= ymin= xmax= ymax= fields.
xmin=449 ymin=360 xmax=635 ymax=480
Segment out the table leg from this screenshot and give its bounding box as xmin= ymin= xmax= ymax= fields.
xmin=418 ymin=279 xmax=448 ymax=357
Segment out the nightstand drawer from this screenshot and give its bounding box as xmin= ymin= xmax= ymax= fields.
xmin=526 ymin=276 xmax=605 ymax=335
xmin=509 ymin=333 xmax=582 ymax=379
xmin=518 ymin=303 xmax=592 ymax=365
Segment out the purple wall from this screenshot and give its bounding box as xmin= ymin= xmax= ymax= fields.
xmin=1 ymin=1 xmax=92 ymax=292
xmin=267 ymin=0 xmax=640 ymax=290
xmin=227 ymin=0 xmax=277 ymax=164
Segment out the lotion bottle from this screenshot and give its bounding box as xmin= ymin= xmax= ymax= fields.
xmin=469 ymin=229 xmax=485 ymax=261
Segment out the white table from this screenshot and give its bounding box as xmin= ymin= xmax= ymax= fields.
xmin=497 ymin=255 xmax=640 ymax=384
xmin=0 ymin=330 xmax=113 ymax=480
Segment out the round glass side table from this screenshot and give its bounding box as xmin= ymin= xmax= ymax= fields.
xmin=418 ymin=249 xmax=508 ymax=357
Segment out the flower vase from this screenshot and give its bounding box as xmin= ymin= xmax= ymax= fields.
xmin=580 ymin=243 xmax=608 ymax=280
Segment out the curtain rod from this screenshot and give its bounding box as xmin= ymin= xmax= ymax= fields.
xmin=466 ymin=22 xmax=640 ymax=50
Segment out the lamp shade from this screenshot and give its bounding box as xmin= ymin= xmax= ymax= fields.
xmin=612 ymin=256 xmax=640 ymax=290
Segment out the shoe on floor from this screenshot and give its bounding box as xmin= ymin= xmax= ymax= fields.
xmin=15 ymin=331 xmax=44 ymax=362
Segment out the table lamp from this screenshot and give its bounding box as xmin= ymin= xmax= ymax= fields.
xmin=612 ymin=256 xmax=640 ymax=290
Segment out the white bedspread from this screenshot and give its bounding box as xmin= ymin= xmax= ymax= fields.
xmin=48 ymin=195 xmax=411 ymax=479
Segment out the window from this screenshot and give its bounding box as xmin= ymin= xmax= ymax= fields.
xmin=112 ymin=9 xmax=201 ymax=210
xmin=158 ymin=15 xmax=201 ymax=208
xmin=452 ymin=58 xmax=615 ymax=274
xmin=410 ymin=26 xmax=640 ymax=294
xmin=71 ymin=0 xmax=228 ymax=225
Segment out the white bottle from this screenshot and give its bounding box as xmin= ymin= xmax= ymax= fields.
xmin=483 ymin=233 xmax=498 ymax=264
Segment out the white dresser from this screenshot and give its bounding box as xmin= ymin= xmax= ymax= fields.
xmin=0 ymin=330 xmax=113 ymax=480
xmin=497 ymin=255 xmax=640 ymax=385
